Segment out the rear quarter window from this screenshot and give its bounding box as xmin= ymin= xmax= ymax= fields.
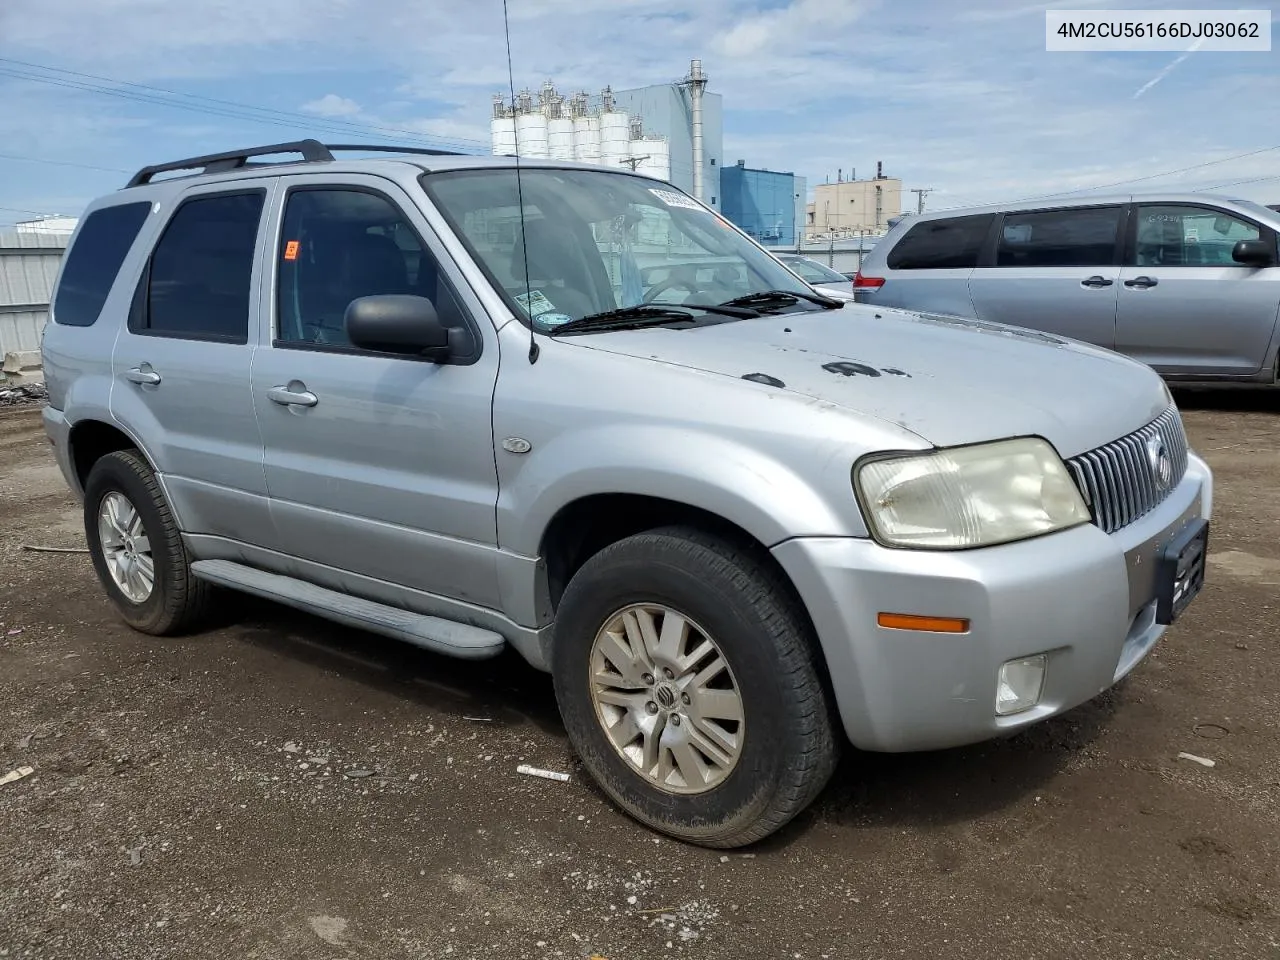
xmin=885 ymin=214 xmax=995 ymax=270
xmin=52 ymin=201 xmax=152 ymax=327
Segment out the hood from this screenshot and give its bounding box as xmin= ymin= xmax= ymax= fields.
xmin=570 ymin=304 xmax=1171 ymax=458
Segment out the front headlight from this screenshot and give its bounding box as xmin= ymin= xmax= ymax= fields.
xmin=854 ymin=437 xmax=1090 ymax=549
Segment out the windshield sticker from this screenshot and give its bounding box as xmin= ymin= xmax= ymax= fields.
xmin=536 ymin=312 xmax=574 ymax=328
xmin=649 ymin=188 xmax=705 ymax=212
xmin=515 ymin=289 xmax=557 ymax=317
xmin=283 ymin=240 xmax=300 ymax=261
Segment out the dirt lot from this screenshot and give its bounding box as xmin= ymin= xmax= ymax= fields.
xmin=0 ymin=393 xmax=1277 ymax=960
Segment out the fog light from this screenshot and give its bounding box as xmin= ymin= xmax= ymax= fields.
xmin=996 ymin=655 xmax=1047 ymax=716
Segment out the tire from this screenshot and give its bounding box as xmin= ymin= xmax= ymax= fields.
xmin=83 ymin=449 xmax=213 ymax=636
xmin=551 ymin=525 xmax=839 ymax=848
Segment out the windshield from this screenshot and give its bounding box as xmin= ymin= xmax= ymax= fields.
xmin=782 ymin=256 xmax=847 ymax=284
xmin=421 ymin=167 xmax=815 ymax=331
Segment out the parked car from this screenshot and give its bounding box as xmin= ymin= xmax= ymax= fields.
xmin=854 ymin=192 xmax=1280 ymax=385
xmin=773 ymin=253 xmax=856 ymax=300
xmin=42 ymin=141 xmax=1212 ymax=848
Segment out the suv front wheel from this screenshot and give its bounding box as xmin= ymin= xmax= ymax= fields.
xmin=83 ymin=449 xmax=212 ymax=635
xmin=551 ymin=526 xmax=839 ymax=848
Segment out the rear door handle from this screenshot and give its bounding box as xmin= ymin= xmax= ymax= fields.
xmin=267 ymin=383 xmax=319 ymax=407
xmin=1080 ymin=275 xmax=1114 ymax=288
xmin=1124 ymin=275 xmax=1159 ymax=289
xmin=125 ymin=365 xmax=161 ymax=386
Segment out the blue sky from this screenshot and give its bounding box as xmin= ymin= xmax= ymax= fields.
xmin=1 ymin=0 xmax=1278 ymax=225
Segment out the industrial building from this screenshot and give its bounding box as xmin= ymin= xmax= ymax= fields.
xmin=490 ymin=60 xmax=723 ymax=210
xmin=718 ymin=162 xmax=807 ymax=246
xmin=0 ymin=228 xmax=68 ymax=359
xmin=806 ymin=164 xmax=903 ymax=238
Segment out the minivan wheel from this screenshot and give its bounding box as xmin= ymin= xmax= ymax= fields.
xmin=83 ymin=450 xmax=212 ymax=636
xmin=551 ymin=526 xmax=838 ymax=848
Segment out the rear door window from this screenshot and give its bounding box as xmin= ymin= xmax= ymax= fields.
xmin=130 ymin=190 xmax=265 ymax=343
xmin=1133 ymin=204 xmax=1263 ymax=267
xmin=996 ymin=206 xmax=1123 ymax=267
xmin=52 ymin=201 xmax=152 ymax=327
xmin=885 ymin=214 xmax=994 ymax=270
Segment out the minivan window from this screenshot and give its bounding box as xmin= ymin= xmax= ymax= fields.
xmin=783 ymin=256 xmax=848 ymax=283
xmin=996 ymin=206 xmax=1122 ymax=268
xmin=131 ymin=191 xmax=264 ymax=343
xmin=421 ymin=168 xmax=813 ymax=330
xmin=885 ymin=214 xmax=995 ymax=270
xmin=275 ymin=187 xmax=468 ymax=349
xmin=1134 ymin=204 xmax=1262 ymax=267
xmin=52 ymin=201 xmax=152 ymax=328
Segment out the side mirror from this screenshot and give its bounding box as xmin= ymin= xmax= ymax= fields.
xmin=1231 ymin=238 xmax=1274 ymax=267
xmin=345 ymin=294 xmax=450 ymax=359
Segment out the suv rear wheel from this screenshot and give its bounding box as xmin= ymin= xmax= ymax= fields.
xmin=83 ymin=449 xmax=212 ymax=635
xmin=551 ymin=526 xmax=838 ymax=848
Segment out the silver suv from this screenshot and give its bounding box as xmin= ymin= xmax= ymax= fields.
xmin=42 ymin=141 xmax=1213 ymax=848
xmin=855 ymin=192 xmax=1280 ymax=385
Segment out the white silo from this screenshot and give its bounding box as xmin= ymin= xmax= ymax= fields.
xmin=573 ymin=115 xmax=601 ymax=164
xmin=628 ymin=138 xmax=648 ymax=172
xmin=600 ymin=109 xmax=631 ymax=169
xmin=491 ymin=116 xmax=518 ymax=156
xmin=548 ymin=116 xmax=575 ymax=160
xmin=515 ymin=111 xmax=549 ymax=159
xmin=639 ymin=138 xmax=670 ymax=182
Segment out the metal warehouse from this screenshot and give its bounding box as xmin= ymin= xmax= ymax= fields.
xmin=0 ymin=229 xmax=68 ymax=357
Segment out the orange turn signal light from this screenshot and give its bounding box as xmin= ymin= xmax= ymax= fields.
xmin=877 ymin=612 xmax=970 ymax=634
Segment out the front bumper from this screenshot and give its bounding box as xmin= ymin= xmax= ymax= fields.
xmin=772 ymin=451 xmax=1213 ymax=752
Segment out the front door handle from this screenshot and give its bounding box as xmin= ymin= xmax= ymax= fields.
xmin=1124 ymin=275 xmax=1159 ymax=289
xmin=125 ymin=365 xmax=161 ymax=386
xmin=267 ymin=383 xmax=319 ymax=407
xmin=1081 ymin=275 xmax=1114 ymax=288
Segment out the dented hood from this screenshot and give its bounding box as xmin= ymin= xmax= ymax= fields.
xmin=571 ymin=304 xmax=1172 ymax=458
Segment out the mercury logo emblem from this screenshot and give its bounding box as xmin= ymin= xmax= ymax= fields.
xmin=654 ymin=684 xmax=678 ymax=710
xmin=1146 ymin=435 xmax=1173 ymax=490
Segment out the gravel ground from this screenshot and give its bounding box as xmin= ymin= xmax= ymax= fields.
xmin=0 ymin=391 xmax=1277 ymax=960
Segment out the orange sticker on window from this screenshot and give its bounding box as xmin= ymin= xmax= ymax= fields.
xmin=283 ymin=240 xmax=300 ymax=261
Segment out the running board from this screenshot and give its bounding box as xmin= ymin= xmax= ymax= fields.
xmin=189 ymin=559 xmax=506 ymax=660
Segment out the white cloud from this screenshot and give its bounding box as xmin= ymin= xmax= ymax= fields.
xmin=4 ymin=0 xmax=1280 ymax=218
xmin=302 ymin=93 xmax=362 ymax=117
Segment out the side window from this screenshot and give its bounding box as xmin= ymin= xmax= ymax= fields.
xmin=52 ymin=201 xmax=152 ymax=327
xmin=276 ymin=188 xmax=465 ymax=349
xmin=1134 ymin=205 xmax=1262 ymax=267
xmin=996 ymin=206 xmax=1122 ymax=268
xmin=131 ymin=191 xmax=264 ymax=343
xmin=885 ymin=214 xmax=994 ymax=270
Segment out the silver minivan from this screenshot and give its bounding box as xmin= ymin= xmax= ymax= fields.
xmin=855 ymin=192 xmax=1280 ymax=385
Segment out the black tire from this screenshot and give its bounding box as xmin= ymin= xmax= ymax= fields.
xmin=551 ymin=525 xmax=839 ymax=848
xmin=83 ymin=449 xmax=213 ymax=635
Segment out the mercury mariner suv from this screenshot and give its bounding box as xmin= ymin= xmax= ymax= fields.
xmin=42 ymin=140 xmax=1212 ymax=847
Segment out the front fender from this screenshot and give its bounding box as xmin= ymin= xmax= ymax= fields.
xmin=496 ymin=424 xmax=870 ymax=557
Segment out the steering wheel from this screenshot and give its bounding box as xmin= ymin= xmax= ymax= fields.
xmin=643 ymin=277 xmax=700 ymax=303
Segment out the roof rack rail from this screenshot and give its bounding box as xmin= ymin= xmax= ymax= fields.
xmin=324 ymin=143 xmax=470 ymax=158
xmin=125 ymin=140 xmax=474 ymax=189
xmin=126 ymin=139 xmax=334 ymax=188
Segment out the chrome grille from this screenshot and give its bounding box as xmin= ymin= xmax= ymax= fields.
xmin=1065 ymin=406 xmax=1189 ymax=534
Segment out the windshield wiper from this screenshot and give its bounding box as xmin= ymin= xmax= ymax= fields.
xmin=718 ymin=288 xmax=845 ymax=312
xmin=546 ymin=302 xmax=758 ymax=337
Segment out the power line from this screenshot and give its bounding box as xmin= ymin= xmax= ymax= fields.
xmin=0 ymin=58 xmax=488 ymax=154
xmin=0 ymin=152 xmax=130 ymax=174
xmin=988 ymin=144 xmax=1280 ymax=208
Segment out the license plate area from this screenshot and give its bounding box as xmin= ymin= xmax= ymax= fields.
xmin=1155 ymin=518 xmax=1208 ymax=625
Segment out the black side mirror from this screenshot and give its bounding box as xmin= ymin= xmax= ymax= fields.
xmin=1232 ymin=238 xmax=1274 ymax=267
xmin=345 ymin=294 xmax=450 ymax=359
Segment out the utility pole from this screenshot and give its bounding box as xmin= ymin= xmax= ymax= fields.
xmin=911 ymin=188 xmax=934 ymax=214
xmin=620 ymin=156 xmax=649 ymax=171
